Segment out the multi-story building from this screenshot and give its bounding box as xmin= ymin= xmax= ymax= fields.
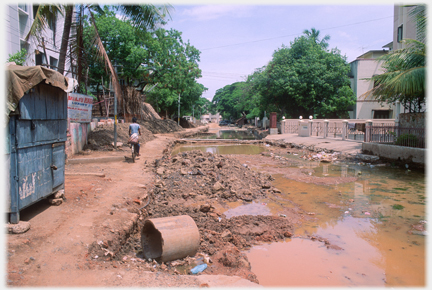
xmin=348 ymin=47 xmax=393 ymax=119
xmin=393 ymin=4 xmax=418 ymax=51
xmin=348 ymin=4 xmax=420 ymax=119
xmin=5 ymin=4 xmax=73 ymax=78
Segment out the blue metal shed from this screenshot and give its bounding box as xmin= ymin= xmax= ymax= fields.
xmin=6 ymin=65 xmax=74 ymax=224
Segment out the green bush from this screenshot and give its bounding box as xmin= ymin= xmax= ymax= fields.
xmin=394 ymin=133 xmax=418 ymax=147
xmin=7 ymin=48 xmax=27 ymax=65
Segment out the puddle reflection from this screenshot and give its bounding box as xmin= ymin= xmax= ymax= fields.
xmin=246 ymin=164 xmax=426 ymax=287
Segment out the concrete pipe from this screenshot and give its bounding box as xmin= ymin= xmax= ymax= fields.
xmin=141 ymin=215 xmax=200 ymax=262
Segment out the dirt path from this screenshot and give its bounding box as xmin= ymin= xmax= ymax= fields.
xmin=6 ymin=127 xmax=264 ymax=287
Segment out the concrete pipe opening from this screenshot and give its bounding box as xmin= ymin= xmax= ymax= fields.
xmin=141 ymin=215 xmax=200 ymax=262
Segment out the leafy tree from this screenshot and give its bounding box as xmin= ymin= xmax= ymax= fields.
xmin=212 ymin=82 xmax=250 ymax=120
xmin=135 ymin=29 xmax=204 ymax=117
xmin=253 ymin=29 xmax=355 ymax=118
xmin=28 ymin=4 xmax=171 ymax=102
xmin=82 ymin=8 xmax=205 ymax=118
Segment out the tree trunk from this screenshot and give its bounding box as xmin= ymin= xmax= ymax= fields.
xmin=58 ymin=5 xmax=73 ymax=75
xmin=77 ymin=6 xmax=84 ymax=93
xmin=96 ymin=84 xmax=104 ymax=116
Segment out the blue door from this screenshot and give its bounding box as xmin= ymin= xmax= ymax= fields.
xmin=8 ymin=83 xmax=67 ymax=223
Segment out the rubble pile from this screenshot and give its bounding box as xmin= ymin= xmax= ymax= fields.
xmin=115 ymin=150 xmax=294 ymax=282
xmin=151 ymin=150 xmax=276 ymax=202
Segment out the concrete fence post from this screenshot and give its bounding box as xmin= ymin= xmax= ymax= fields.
xmin=342 ymin=120 xmax=348 ymax=140
xmin=298 ymin=120 xmax=309 ymax=137
xmin=323 ymin=120 xmax=329 ymax=138
xmin=280 ymin=119 xmax=286 ymax=134
xmin=365 ymin=120 xmax=373 ymax=142
xmin=308 ymin=119 xmax=313 ymax=136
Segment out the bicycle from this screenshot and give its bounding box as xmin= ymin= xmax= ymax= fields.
xmin=128 ymin=133 xmax=139 ymax=163
xmin=131 ymin=143 xmax=137 ymax=163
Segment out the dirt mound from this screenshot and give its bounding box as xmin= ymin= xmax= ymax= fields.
xmin=84 ymin=119 xmax=185 ymax=150
xmin=179 ymin=118 xmax=198 ymax=128
xmin=137 ymin=119 xmax=185 ymax=134
xmin=104 ymin=150 xmax=294 ymax=283
xmin=84 ymin=123 xmax=155 ymax=150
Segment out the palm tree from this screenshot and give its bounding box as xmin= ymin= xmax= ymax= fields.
xmin=57 ymin=4 xmax=73 ymax=75
xmin=25 ymin=4 xmax=64 ymax=67
xmin=366 ymin=39 xmax=425 ymax=112
xmin=303 ymin=27 xmax=330 ymax=49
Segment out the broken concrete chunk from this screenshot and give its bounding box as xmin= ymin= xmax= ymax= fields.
xmin=7 ymin=221 xmax=31 ymax=234
xmin=356 ymin=154 xmax=380 ymax=162
xmin=48 ymin=198 xmax=63 ymax=206
xmin=212 ymin=182 xmax=224 ymax=192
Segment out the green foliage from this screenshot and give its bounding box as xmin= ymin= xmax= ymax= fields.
xmin=368 ymin=39 xmax=425 ymax=112
xmin=395 ymin=133 xmax=419 ymax=147
xmin=392 ymin=204 xmax=405 ymax=210
xmin=212 ymin=82 xmax=249 ymax=120
xmin=83 ymin=8 xmax=205 ymax=117
xmin=7 ymin=49 xmax=27 ymax=65
xmin=249 ymin=29 xmax=355 ymax=119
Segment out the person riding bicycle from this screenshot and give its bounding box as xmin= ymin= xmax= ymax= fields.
xmin=129 ymin=117 xmax=141 ymax=157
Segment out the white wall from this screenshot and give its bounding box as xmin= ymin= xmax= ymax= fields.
xmin=351 ymin=58 xmax=396 ymax=119
xmin=5 ymin=4 xmax=73 ymax=79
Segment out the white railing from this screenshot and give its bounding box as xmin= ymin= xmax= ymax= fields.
xmin=280 ymin=119 xmax=395 ymax=141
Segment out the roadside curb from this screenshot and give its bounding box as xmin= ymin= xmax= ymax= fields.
xmin=67 ymin=156 xmax=126 ymax=164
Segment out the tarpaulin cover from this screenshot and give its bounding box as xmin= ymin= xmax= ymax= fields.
xmin=6 ymin=64 xmax=74 ymax=118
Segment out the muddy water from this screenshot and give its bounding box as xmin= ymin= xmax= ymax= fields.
xmin=191 ymin=130 xmax=258 ymax=140
xmin=173 ymin=144 xmax=426 ymax=287
xmin=246 ymin=164 xmax=426 ymax=287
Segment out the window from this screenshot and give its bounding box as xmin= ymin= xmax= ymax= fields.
xmin=18 ymin=4 xmax=27 ymax=12
xmin=48 ymin=18 xmax=56 ymax=45
xmin=373 ymin=110 xmax=391 ymax=119
xmin=33 ymin=5 xmax=39 ymax=18
xmin=50 ymin=57 xmax=58 ymax=71
xmin=35 ymin=50 xmax=46 ymax=66
xmin=397 ymin=25 xmax=403 ymax=43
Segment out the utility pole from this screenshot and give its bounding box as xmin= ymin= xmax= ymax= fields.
xmin=114 ymin=88 xmax=117 ymax=150
xmin=178 ymin=93 xmax=180 ymax=126
xmin=192 ymin=105 xmax=195 ymax=123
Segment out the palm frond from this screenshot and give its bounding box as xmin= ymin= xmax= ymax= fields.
xmin=87 ymin=7 xmax=122 ymax=104
xmin=117 ymin=4 xmax=173 ymax=31
xmin=25 ymin=4 xmax=64 ymax=42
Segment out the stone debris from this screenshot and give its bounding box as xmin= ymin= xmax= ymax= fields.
xmin=109 ymin=149 xmax=294 ymax=283
xmin=151 ymin=150 xmax=277 ymax=203
xmin=7 ymin=221 xmax=31 ymax=234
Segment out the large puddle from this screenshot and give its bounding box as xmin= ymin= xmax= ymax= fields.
xmin=173 ymin=144 xmax=426 ymax=287
xmin=189 ymin=129 xmax=259 ymax=140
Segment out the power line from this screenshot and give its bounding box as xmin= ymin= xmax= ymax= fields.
xmin=200 ymin=15 xmax=393 ymax=51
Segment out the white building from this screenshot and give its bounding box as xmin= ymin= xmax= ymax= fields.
xmin=200 ymin=113 xmax=221 ymax=124
xmin=5 ymin=4 xmax=73 ymax=78
xmin=349 ymin=48 xmax=394 ymax=119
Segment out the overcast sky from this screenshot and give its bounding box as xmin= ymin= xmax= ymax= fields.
xmin=164 ymin=1 xmax=396 ymax=101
